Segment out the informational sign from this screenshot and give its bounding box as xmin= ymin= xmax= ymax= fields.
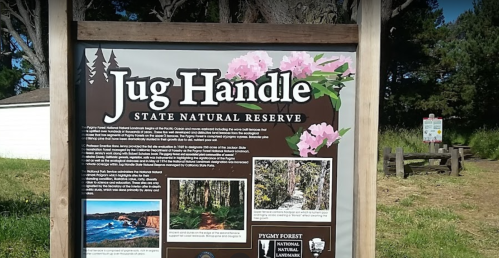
xmin=423 ymin=116 xmax=443 ymax=143
xmin=75 ymin=43 xmax=356 ymax=258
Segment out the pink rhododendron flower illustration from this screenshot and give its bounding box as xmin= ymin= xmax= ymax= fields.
xmin=224 ymin=51 xmax=355 ymax=155
xmin=225 ymin=51 xmax=273 ymax=81
xmin=296 ymin=123 xmax=341 ymax=157
xmin=279 ymin=51 xmax=317 ymax=79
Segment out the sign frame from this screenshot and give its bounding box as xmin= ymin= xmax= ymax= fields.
xmin=48 ymin=0 xmax=381 ymax=257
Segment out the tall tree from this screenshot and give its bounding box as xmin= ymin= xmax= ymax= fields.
xmin=287 ymin=160 xmax=296 ymax=197
xmin=76 ymin=51 xmax=91 ymax=87
xmin=0 ymin=31 xmax=22 ymax=99
xmin=0 ymin=0 xmax=49 ymax=88
xmin=229 ymin=180 xmax=239 ymax=207
xmin=429 ymin=0 xmax=499 ymax=128
xmin=170 ymin=180 xmax=179 ymax=213
xmin=90 ymin=45 xmax=107 ymax=85
xmin=203 ymin=180 xmax=211 ymax=209
xmin=315 ymin=160 xmax=328 ymax=210
xmin=378 ymin=0 xmax=445 ymax=126
xmin=107 ymin=50 xmax=119 ymax=72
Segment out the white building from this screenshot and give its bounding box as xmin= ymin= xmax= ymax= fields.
xmin=0 ymin=88 xmax=50 ymax=160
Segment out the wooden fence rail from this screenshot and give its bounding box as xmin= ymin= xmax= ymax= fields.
xmin=383 ymin=146 xmax=464 ymax=178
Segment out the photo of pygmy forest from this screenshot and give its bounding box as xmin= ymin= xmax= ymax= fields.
xmin=254 ymin=159 xmax=331 ymax=211
xmin=169 ymin=179 xmax=245 ymax=230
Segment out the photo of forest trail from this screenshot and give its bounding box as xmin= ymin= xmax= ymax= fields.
xmin=254 ymin=159 xmax=331 ymax=210
xmin=169 ymin=179 xmax=245 ymax=230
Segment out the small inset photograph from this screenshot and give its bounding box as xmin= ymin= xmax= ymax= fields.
xmin=168 ymin=179 xmax=246 ymax=230
xmin=83 ymin=199 xmax=161 ymax=248
xmin=258 ymin=240 xmax=275 ymax=258
xmin=253 ymin=158 xmax=332 ymax=211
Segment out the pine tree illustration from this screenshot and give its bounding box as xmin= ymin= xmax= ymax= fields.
xmin=76 ymin=51 xmax=91 ymax=87
xmin=107 ymin=50 xmax=119 ymax=72
xmin=91 ymin=44 xmax=108 ymax=85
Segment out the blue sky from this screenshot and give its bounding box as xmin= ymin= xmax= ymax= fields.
xmin=439 ymin=0 xmax=474 ymax=22
xmin=85 ymin=200 xmax=160 ymax=214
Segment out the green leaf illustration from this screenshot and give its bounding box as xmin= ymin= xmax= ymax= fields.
xmin=255 ymin=74 xmax=270 ymax=85
xmin=285 ymin=127 xmax=303 ymax=151
xmin=311 ymin=82 xmax=339 ymax=100
xmin=312 ymin=71 xmax=341 ymax=76
xmin=331 ymin=95 xmax=342 ymax=110
xmin=302 ymin=76 xmax=327 ymax=82
xmin=313 ymin=53 xmax=324 ymax=62
xmin=237 ymin=103 xmax=262 ymax=110
xmin=314 ymin=138 xmax=329 ymax=153
xmin=334 ymin=63 xmax=349 ymax=73
xmin=340 ymin=76 xmax=354 ymax=82
xmin=339 ymin=128 xmax=351 ymax=137
xmin=318 ymin=59 xmax=339 ymax=66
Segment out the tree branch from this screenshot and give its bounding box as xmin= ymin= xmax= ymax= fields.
xmin=154 ymin=0 xmax=189 ymax=22
xmin=149 ymin=8 xmax=165 ymax=22
xmin=0 ymin=14 xmax=37 ymax=64
xmin=34 ymin=0 xmax=43 ymax=57
xmin=15 ymin=0 xmax=36 ymax=38
xmin=391 ymin=0 xmax=414 ymax=18
xmin=0 ymin=0 xmax=27 ymax=27
xmin=171 ymin=0 xmax=188 ymax=20
xmin=86 ymin=0 xmax=94 ymax=9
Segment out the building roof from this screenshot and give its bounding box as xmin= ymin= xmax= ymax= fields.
xmin=0 ymin=88 xmax=50 ymax=105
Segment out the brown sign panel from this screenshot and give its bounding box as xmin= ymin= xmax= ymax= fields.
xmin=76 ymin=44 xmax=356 ymax=258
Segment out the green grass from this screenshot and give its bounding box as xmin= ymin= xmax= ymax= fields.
xmin=378 ymin=127 xmax=429 ymax=156
xmin=377 ymin=205 xmax=483 ymax=258
xmin=379 ymin=126 xmax=499 ymax=160
xmin=469 ymin=128 xmax=499 ymax=160
xmin=0 ymin=158 xmax=49 ymax=258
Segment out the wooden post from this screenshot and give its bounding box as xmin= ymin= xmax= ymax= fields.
xmin=459 ymin=147 xmax=465 ymax=170
xmin=396 ymin=147 xmax=404 ymax=178
xmin=429 ymin=142 xmax=435 ymax=165
xmin=443 ymin=144 xmax=448 ymax=152
xmin=383 ymin=147 xmax=391 ymax=176
xmin=353 ymin=0 xmax=381 ymax=257
xmin=450 ymin=148 xmax=459 ymax=176
xmin=438 ymin=148 xmax=444 ymax=165
xmin=49 ymin=0 xmax=74 ymax=258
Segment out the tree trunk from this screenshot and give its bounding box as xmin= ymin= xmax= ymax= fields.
xmin=378 ymin=24 xmax=391 ymax=126
xmin=254 ymin=0 xmax=338 ymax=24
xmin=194 ymin=181 xmax=198 ymax=206
xmin=254 ymin=0 xmax=295 ymax=24
xmin=315 ymin=160 xmax=328 ymax=210
xmin=73 ymin=0 xmax=87 ymax=21
xmin=229 ymin=181 xmax=240 ymax=207
xmin=204 ymin=180 xmax=211 ymax=209
xmin=219 ymin=0 xmax=230 ymax=23
xmin=240 ymin=0 xmax=259 ymax=23
xmin=170 ymin=180 xmax=180 ymax=213
xmin=287 ymin=160 xmax=296 ymax=196
xmin=36 ymin=64 xmax=49 ymax=89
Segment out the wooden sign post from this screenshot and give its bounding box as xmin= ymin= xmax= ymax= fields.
xmin=49 ymin=0 xmax=380 ymax=257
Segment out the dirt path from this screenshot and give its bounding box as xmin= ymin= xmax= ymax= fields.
xmin=199 ymin=212 xmax=224 ymax=230
xmin=278 ymin=185 xmax=304 ymax=210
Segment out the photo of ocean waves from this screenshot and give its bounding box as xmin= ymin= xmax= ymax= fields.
xmin=86 ymin=219 xmax=159 ymax=243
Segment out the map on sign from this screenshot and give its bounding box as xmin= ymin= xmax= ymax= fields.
xmin=423 ymin=117 xmax=443 ymax=143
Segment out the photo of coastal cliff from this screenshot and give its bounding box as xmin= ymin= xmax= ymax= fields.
xmin=83 ymin=199 xmax=161 ymax=248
